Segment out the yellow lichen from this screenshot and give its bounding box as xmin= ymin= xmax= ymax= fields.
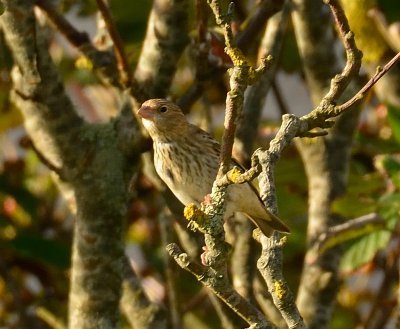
xmin=274 ymin=280 xmax=286 ymax=299
xmin=225 ymin=47 xmax=248 ymax=67
xmin=227 ymin=167 xmax=242 ymax=183
xmin=184 ymin=203 xmax=207 ymax=226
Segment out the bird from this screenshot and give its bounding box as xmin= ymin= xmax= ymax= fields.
xmin=138 ymin=99 xmax=290 ymax=236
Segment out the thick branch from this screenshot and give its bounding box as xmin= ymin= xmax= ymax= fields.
xmin=134 ymin=0 xmax=189 ymax=99
xmin=1 ymin=2 xmax=137 ymax=329
xmin=291 ymin=0 xmax=362 ymax=327
xmin=121 ymin=257 xmax=167 ymax=329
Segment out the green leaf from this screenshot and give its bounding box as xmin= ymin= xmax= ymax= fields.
xmin=340 ymin=193 xmax=400 ymax=272
xmin=354 ymin=131 xmax=400 ymax=154
xmin=340 ymin=229 xmax=391 ymax=272
xmin=375 ymin=155 xmax=400 ymax=190
xmin=332 ymin=171 xmax=384 ymax=218
xmin=387 ymin=104 xmax=400 ymax=144
xmin=378 ymin=193 xmax=400 ymax=230
xmin=332 ymin=196 xmax=376 ymax=219
xmin=317 ymin=215 xmax=386 ymax=254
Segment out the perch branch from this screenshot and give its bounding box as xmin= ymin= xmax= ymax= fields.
xmin=167 ymin=243 xmax=276 ymax=329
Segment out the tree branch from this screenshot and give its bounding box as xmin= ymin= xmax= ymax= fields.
xmin=167 ymin=243 xmax=276 ymax=329
xmin=337 ymin=51 xmax=400 ymax=111
xmin=134 ymin=0 xmax=189 ymax=99
xmin=257 ymin=235 xmax=306 ymax=329
xmin=121 ymin=256 xmax=167 ymax=329
xmin=95 ymin=0 xmax=132 ymax=89
xmin=291 ymin=0 xmax=363 ymax=327
xmin=178 ymin=0 xmax=285 ymax=112
xmin=235 ymin=1 xmax=290 ymax=164
xmin=1 ymin=2 xmax=140 ymax=328
xmin=36 ymin=0 xmax=120 ymax=88
xmin=316 ymin=213 xmax=386 ymax=254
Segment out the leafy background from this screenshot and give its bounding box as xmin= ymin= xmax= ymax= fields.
xmin=0 ymin=0 xmax=400 ymax=328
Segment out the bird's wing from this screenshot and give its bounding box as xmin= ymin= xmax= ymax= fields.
xmin=187 ymin=123 xmax=221 ymax=156
xmin=233 ymin=158 xmax=290 ymax=233
xmin=188 ymin=123 xmax=289 ymax=230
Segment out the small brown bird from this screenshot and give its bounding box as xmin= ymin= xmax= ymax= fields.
xmin=138 ymin=99 xmax=290 ymax=235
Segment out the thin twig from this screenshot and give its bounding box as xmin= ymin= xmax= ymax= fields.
xmin=316 ymin=213 xmax=386 ymax=253
xmin=337 ymin=52 xmax=400 ymax=112
xmin=178 ymin=0 xmax=283 ymax=113
xmin=36 ymin=0 xmax=92 ymax=49
xmin=254 ymin=120 xmax=307 ymax=329
xmin=298 ymin=0 xmax=362 ymax=131
xmin=36 ymin=307 xmax=66 ymax=329
xmin=36 ymin=0 xmax=119 ymax=86
xmin=206 ymin=0 xmax=247 ymax=174
xmin=95 ymin=0 xmax=132 ymax=88
xmin=19 ymin=136 xmax=65 ymax=177
xmin=36 ymin=0 xmax=147 ymax=101
xmin=321 ymin=0 xmax=363 ymax=103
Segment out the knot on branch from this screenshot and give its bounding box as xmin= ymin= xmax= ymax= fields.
xmin=344 ymin=31 xmax=354 ymax=41
xmin=258 ymin=234 xmax=287 ymax=249
xmin=250 ymin=55 xmax=274 ymax=83
xmin=166 ymin=243 xmax=192 ymax=268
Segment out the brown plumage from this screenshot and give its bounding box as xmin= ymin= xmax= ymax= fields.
xmin=138 ymin=99 xmax=290 ymax=235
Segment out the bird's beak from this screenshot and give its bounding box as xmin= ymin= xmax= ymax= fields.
xmin=138 ymin=105 xmax=154 ymax=120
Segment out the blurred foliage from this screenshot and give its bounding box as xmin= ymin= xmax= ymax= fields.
xmin=377 ymin=0 xmax=400 ymax=24
xmin=341 ymin=0 xmax=389 ymax=63
xmin=387 ymin=104 xmax=400 ymax=143
xmin=0 ymin=1 xmax=399 ymax=329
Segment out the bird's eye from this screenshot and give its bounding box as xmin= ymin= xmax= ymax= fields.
xmin=159 ymin=106 xmax=168 ymax=113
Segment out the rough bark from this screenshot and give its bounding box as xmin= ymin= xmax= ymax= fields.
xmin=291 ymin=0 xmax=361 ymax=327
xmin=134 ymin=0 xmax=189 ymax=98
xmin=1 ymin=1 xmax=141 ymax=328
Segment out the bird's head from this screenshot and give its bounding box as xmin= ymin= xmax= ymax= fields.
xmin=138 ymin=99 xmax=188 ymax=141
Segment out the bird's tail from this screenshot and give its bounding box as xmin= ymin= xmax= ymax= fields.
xmin=245 ymin=213 xmax=290 ymax=237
